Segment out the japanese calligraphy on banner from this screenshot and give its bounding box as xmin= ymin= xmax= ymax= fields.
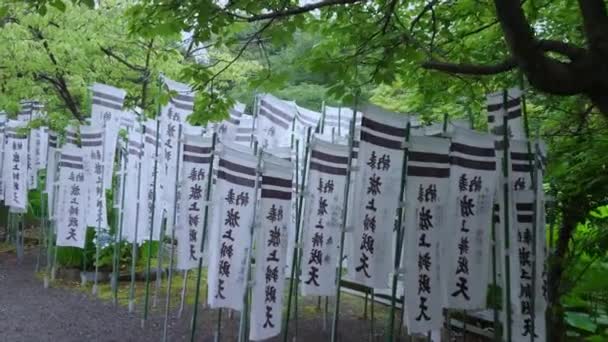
xmin=4 ymin=121 xmax=28 ymax=211
xmin=55 ymin=147 xmax=86 ymax=248
xmin=250 ymin=155 xmax=293 ymax=341
xmin=176 ymin=134 xmax=212 ymax=270
xmin=486 ymin=87 xmax=526 ymax=142
xmin=208 ymin=145 xmax=258 ymax=310
xmin=255 ymin=94 xmax=296 ymax=149
xmin=122 ymin=132 xmax=144 ymax=242
xmin=143 ymin=120 xmax=161 ymax=241
xmin=348 ymin=105 xmax=408 ymax=288
xmin=301 ymin=137 xmax=350 ymax=296
xmin=443 ymin=128 xmax=497 ymax=310
xmin=510 ymin=190 xmax=546 ymax=341
xmin=81 ymin=126 xmax=107 ymax=229
xmin=90 ymin=83 xmax=126 ymax=190
xmin=403 ymin=136 xmax=450 ymax=333
xmin=46 ymin=131 xmax=59 ymax=214
xmin=27 ymin=128 xmax=39 ymax=190
xmin=36 ymin=127 xmax=48 ymax=170
xmin=0 ymin=113 xmax=6 ymax=201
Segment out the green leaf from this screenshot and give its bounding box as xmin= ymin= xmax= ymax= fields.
xmin=566 ymin=311 xmax=598 ymax=333
xmin=50 ymin=0 xmax=66 ymax=12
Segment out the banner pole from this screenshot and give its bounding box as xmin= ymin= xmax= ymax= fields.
xmin=162 ymin=124 xmax=183 ymax=341
xmin=143 ymin=116 xmax=162 ymax=321
xmin=93 ymin=121 xmax=107 ymax=296
xmin=189 ymin=132 xmax=217 ymax=342
xmin=501 ymin=90 xmax=514 ymax=342
xmin=112 ymin=145 xmax=127 ymax=304
xmin=237 ymin=145 xmax=263 ymax=342
xmin=385 ymin=117 xmax=411 ymax=342
xmin=50 ymin=144 xmax=62 ymax=282
xmin=330 ymin=92 xmax=358 ymax=342
xmin=127 ymin=129 xmax=144 ymax=313
xmin=178 ymin=269 xmax=188 ymax=318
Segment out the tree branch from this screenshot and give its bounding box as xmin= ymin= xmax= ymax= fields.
xmin=422 ymin=58 xmax=517 ymax=75
xmin=577 ymin=0 xmax=608 ymax=54
xmin=100 ymin=46 xmax=146 ymax=72
xmin=245 ymin=0 xmax=365 ymax=22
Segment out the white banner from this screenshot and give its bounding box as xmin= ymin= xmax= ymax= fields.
xmin=249 ymin=155 xmax=293 ymax=341
xmin=219 ymin=102 xmax=245 ymax=142
xmin=90 ymin=83 xmax=126 ymax=190
xmin=235 ymin=115 xmax=255 ymax=147
xmin=142 ymin=120 xmax=160 ymax=241
xmin=403 ymin=136 xmax=450 ymax=333
xmin=36 ymin=127 xmax=48 ymax=170
xmin=121 ymin=131 xmax=145 ymax=242
xmin=208 ymin=145 xmax=258 ymax=310
xmin=55 ymin=147 xmax=87 ymax=248
xmin=0 ymin=113 xmax=6 ymax=201
xmin=301 ymin=137 xmax=350 ymax=296
xmin=27 ymin=128 xmax=39 ymax=190
xmin=176 ymin=134 xmax=213 ymax=270
xmin=81 ymin=126 xmax=107 ymax=229
xmin=4 ymin=121 xmax=29 ymax=211
xmin=255 ymin=94 xmax=295 ymax=149
xmin=46 ymin=132 xmax=59 ymax=215
xmin=443 ymin=128 xmax=498 ymax=310
xmin=486 ymin=87 xmax=525 ymax=140
xmin=348 ymin=105 xmax=408 ymax=288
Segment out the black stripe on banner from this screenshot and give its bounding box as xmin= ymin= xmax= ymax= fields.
xmin=61 ymin=154 xmax=82 ymax=162
xmin=128 ymin=148 xmax=143 ymax=156
xmin=93 ymin=91 xmax=124 ymax=104
xmin=219 ymin=158 xmax=256 ymax=176
xmin=174 ymin=93 xmax=195 ymax=103
xmin=512 ymin=163 xmax=531 ymax=172
xmin=407 ymin=166 xmax=450 ymax=178
xmin=49 ymin=142 xmax=57 ymax=148
xmin=508 ymin=108 xmax=522 ymax=119
xmin=183 ymin=144 xmax=212 ymax=154
xmin=170 ymin=99 xmax=194 ymax=111
xmin=237 ymin=128 xmax=253 ymax=133
xmin=353 ymin=141 xmax=360 ymax=147
xmin=261 ymin=189 xmax=292 ymax=200
xmin=81 ymin=140 xmax=103 ymax=147
xmin=493 ymin=204 xmax=500 ymax=210
xmin=309 ymin=162 xmax=347 ymax=176
xmin=450 ymin=142 xmax=495 ymax=157
xmin=6 ymin=133 xmax=27 ymax=139
xmin=494 ymin=140 xmax=505 ymax=150
xmin=58 ymin=162 xmax=83 ymax=169
xmin=80 ymin=132 xmax=103 ymax=139
xmin=361 ymin=117 xmax=406 ymax=137
xmin=450 ymin=156 xmax=496 ymax=171
xmin=486 ymin=97 xmax=520 ymax=112
xmin=183 ymin=155 xmax=211 ymax=164
xmin=260 ymin=99 xmax=293 ymax=123
xmin=262 ymin=175 xmax=292 ymax=188
xmin=128 ymin=141 xmax=144 ymax=149
xmin=310 ymin=149 xmax=348 ymax=165
xmin=235 ymin=136 xmax=251 ymax=142
xmin=517 ymin=214 xmax=533 ymax=223
xmin=259 ymin=107 xmax=290 ymax=129
xmin=228 ymin=118 xmax=240 ymax=125
xmin=351 ymin=151 xmax=359 ymax=159
xmin=516 ymin=203 xmax=533 ymax=211
xmin=408 ymin=151 xmax=449 ymax=164
xmin=360 ymin=130 xmax=402 ymax=150
xmin=511 ymin=152 xmax=533 ymax=161
xmin=217 ymin=170 xmax=255 ymax=187
xmin=92 ymin=98 xmax=122 ymax=111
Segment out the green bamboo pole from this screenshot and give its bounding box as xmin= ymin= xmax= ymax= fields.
xmin=330 ymin=93 xmax=358 ymax=342
xmin=128 ymin=130 xmax=144 ymax=313
xmin=189 ymin=132 xmax=217 ymax=342
xmin=501 ymin=90 xmax=513 ymax=342
xmin=162 ymin=123 xmax=183 ymax=341
xmin=385 ymin=120 xmax=411 ymax=342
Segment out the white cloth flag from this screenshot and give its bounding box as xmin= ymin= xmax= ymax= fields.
xmin=4 ymin=121 xmax=29 ymax=211
xmin=55 ymin=147 xmax=86 ymax=248
xmin=348 ymin=105 xmax=408 ymax=288
xmin=176 ymin=134 xmax=213 ymax=270
xmin=46 ymin=131 xmax=59 ymax=214
xmin=121 ymin=132 xmax=145 ymax=242
xmin=158 ymin=77 xmax=195 ymax=239
xmin=27 ymin=128 xmax=40 ymax=190
xmin=235 ymin=115 xmax=255 ymax=146
xmin=443 ymin=128 xmax=497 ymax=309
xmin=36 ymin=128 xmax=48 ymax=170
xmin=486 ymin=87 xmax=526 ymax=141
xmin=0 ymin=113 xmax=6 ymax=201
xmin=511 ymin=190 xmax=546 ymax=341
xmin=322 ymin=106 xmax=362 ymax=139
xmin=403 ymin=136 xmax=450 ymax=333
xmin=90 ymin=83 xmax=127 ymax=190
xmin=301 ymin=137 xmax=350 ymax=296
xmin=256 ymin=94 xmax=296 ymax=149
xmin=249 ymin=155 xmax=293 ymax=341
xmin=81 ymin=126 xmax=107 ymax=229
xmin=294 ymin=105 xmax=321 ymax=140
xmin=208 ymin=145 xmax=258 ymax=310
xmin=219 ymin=102 xmax=246 ymax=141
xmin=142 ymin=120 xmax=160 ymax=241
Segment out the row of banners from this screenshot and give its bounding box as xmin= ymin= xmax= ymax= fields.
xmin=0 ymin=81 xmax=546 ymax=340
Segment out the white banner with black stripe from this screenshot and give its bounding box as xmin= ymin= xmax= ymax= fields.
xmin=55 ymin=147 xmax=87 ymax=248
xmin=207 ymin=145 xmax=258 ymax=310
xmin=142 ymin=120 xmax=160 ymax=241
xmin=322 ymin=106 xmax=361 ymax=139
xmin=443 ymin=128 xmax=498 ymax=310
xmin=403 ymin=136 xmax=450 ymax=334
xmin=486 ymin=87 xmax=526 ymax=141
xmin=250 ymin=155 xmax=293 ymax=341
xmin=219 ymin=102 xmax=246 ymax=141
xmin=294 ymin=105 xmax=321 ymax=139
xmin=121 ymin=132 xmax=144 ymax=242
xmin=235 ymin=115 xmax=255 ymax=146
xmin=301 ymin=137 xmax=350 ymax=296
xmin=4 ymin=121 xmax=28 ymax=211
xmin=36 ymin=127 xmax=49 ymax=170
xmin=348 ymin=105 xmax=408 ymax=288
xmin=81 ymin=126 xmax=107 ymax=229
xmin=90 ymin=83 xmax=126 ymax=190
xmin=176 ymin=134 xmax=213 ymax=270
xmin=45 ymin=131 xmax=59 ymax=215
xmin=27 ymin=128 xmax=39 ymax=190
xmin=255 ymin=94 xmax=295 ymax=149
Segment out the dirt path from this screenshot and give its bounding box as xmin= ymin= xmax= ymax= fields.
xmin=0 ymin=249 xmax=396 ymax=342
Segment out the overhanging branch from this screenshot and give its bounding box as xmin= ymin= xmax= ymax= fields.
xmin=244 ymin=0 xmax=365 ymax=22
xmin=422 ymin=58 xmax=517 ymax=75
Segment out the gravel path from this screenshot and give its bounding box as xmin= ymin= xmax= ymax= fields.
xmin=0 ymin=248 xmax=397 ymax=342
